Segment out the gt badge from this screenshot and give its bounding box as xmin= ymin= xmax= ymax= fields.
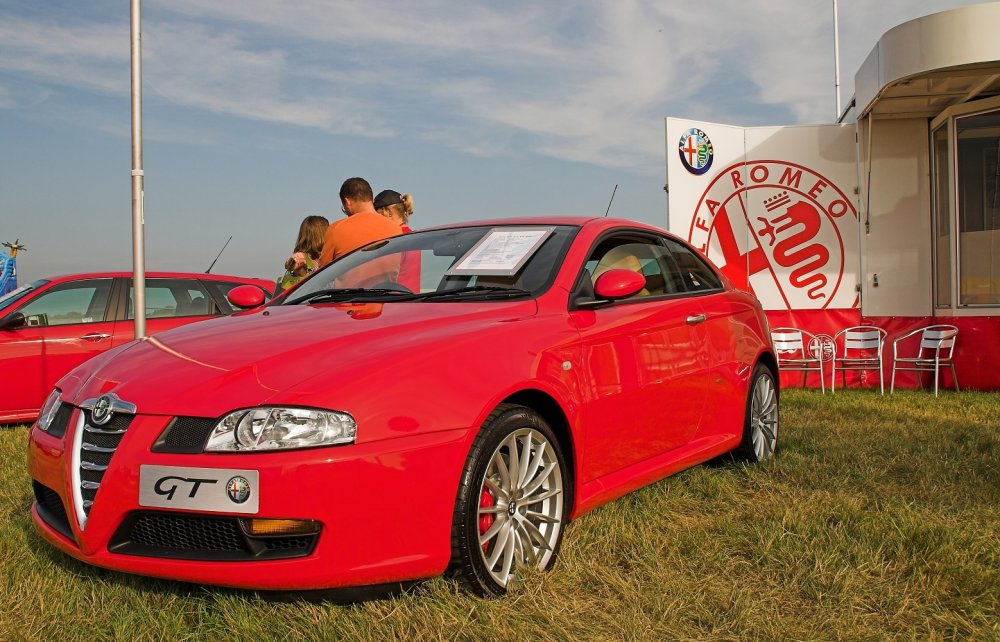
xmin=226 ymin=476 xmax=252 ymax=504
xmin=139 ymin=465 xmax=259 ymax=513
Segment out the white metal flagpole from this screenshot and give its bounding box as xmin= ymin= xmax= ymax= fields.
xmin=833 ymin=0 xmax=842 ymax=120
xmin=130 ymin=0 xmax=146 ymax=338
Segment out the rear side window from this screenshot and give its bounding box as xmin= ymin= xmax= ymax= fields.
xmin=127 ymin=278 xmax=216 ymax=319
xmin=17 ymin=279 xmax=113 ymax=326
xmin=664 ymin=239 xmax=723 ymax=292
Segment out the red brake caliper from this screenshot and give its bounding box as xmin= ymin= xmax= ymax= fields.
xmin=478 ymin=489 xmax=495 ymax=552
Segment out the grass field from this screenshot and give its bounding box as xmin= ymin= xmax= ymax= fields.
xmin=1 ymin=390 xmax=998 ymax=641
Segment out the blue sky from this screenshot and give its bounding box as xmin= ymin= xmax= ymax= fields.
xmin=0 ymin=0 xmax=982 ymax=281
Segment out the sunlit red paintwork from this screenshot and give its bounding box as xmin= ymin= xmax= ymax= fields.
xmin=27 ymin=218 xmax=776 ymax=591
xmin=1 ymin=272 xmax=274 ymax=424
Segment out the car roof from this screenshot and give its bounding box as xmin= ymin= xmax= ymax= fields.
xmin=420 ymin=216 xmax=672 ymax=236
xmin=34 ymin=271 xmax=271 ymax=284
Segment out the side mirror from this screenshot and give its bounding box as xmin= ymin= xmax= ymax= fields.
xmin=227 ymin=285 xmax=266 ymax=309
xmin=0 ymin=312 xmax=26 ymax=330
xmin=594 ymin=269 xmax=646 ymax=300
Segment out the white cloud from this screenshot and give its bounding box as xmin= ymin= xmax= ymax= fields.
xmin=0 ymin=1 xmax=984 ymax=172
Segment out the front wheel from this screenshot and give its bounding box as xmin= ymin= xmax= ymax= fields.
xmin=448 ymin=405 xmax=569 ymax=596
xmin=732 ymin=363 xmax=779 ymax=463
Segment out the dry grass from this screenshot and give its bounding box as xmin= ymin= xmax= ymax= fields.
xmin=1 ymin=390 xmax=997 ymax=641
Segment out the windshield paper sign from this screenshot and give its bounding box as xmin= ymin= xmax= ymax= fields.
xmin=448 ymin=227 xmax=555 ymax=276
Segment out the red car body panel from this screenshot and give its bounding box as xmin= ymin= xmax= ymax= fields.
xmin=1 ymin=272 xmax=274 ymax=424
xmin=26 ymin=218 xmax=775 ymax=590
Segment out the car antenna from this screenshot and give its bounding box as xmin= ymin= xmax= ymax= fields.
xmin=205 ymin=236 xmax=233 ymax=274
xmin=603 ymin=184 xmax=618 ymax=217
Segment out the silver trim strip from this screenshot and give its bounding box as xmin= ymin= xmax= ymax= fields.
xmin=84 ymin=425 xmax=128 ymax=436
xmin=80 ymin=461 xmax=108 ymax=472
xmin=81 ymin=481 xmax=101 ymax=491
xmin=81 ymin=442 xmax=117 ymax=454
xmin=70 ymin=411 xmax=88 ymax=530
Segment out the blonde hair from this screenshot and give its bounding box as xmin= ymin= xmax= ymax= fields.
xmin=378 ymin=193 xmax=414 ymax=225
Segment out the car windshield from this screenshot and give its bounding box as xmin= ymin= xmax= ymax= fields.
xmin=284 ymin=224 xmax=579 ymax=304
xmin=0 ymin=279 xmax=47 ymax=311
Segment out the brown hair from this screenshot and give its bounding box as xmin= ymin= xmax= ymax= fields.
xmin=292 ymin=215 xmax=329 ymax=260
xmin=339 ymin=177 xmax=374 ymax=203
xmin=377 ymin=193 xmax=415 ymax=225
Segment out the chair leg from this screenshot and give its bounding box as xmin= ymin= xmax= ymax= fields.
xmin=951 ymin=363 xmax=960 ymax=392
xmin=879 ymin=365 xmax=884 ymax=396
xmin=933 ymin=366 xmax=940 ymax=397
xmin=890 ymin=363 xmax=896 ymax=394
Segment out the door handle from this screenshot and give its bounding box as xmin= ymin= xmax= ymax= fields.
xmin=80 ymin=333 xmax=112 ymax=342
xmin=686 ymin=314 xmax=707 ymax=325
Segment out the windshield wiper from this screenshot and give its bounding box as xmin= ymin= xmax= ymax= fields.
xmin=286 ymin=288 xmax=413 ymax=305
xmin=409 ymin=285 xmax=532 ymax=301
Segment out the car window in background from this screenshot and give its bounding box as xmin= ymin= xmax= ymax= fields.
xmin=16 ymin=279 xmax=113 ymax=326
xmin=0 ymin=279 xmax=49 ymax=311
xmin=664 ymin=239 xmax=723 ymax=292
xmin=127 ymin=278 xmax=215 ymax=319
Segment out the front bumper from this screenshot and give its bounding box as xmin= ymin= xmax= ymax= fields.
xmin=27 ymin=408 xmax=470 ymax=590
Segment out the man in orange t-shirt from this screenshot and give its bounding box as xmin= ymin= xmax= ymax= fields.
xmin=319 ymin=177 xmax=402 ymax=267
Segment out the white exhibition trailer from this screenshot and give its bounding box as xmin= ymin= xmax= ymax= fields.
xmin=667 ymin=2 xmax=1000 ymax=390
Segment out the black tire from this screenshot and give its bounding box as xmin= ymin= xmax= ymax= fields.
xmin=732 ymin=363 xmax=780 ymax=463
xmin=448 ymin=404 xmax=570 ymax=596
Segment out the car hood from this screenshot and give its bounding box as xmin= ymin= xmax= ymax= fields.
xmin=68 ymin=300 xmax=538 ymax=417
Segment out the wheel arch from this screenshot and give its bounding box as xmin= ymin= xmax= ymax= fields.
xmin=500 ymin=388 xmax=577 ymax=512
xmin=756 ymin=350 xmax=779 ymax=391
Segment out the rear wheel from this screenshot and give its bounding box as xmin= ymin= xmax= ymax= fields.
xmin=733 ymin=363 xmax=779 ymax=462
xmin=449 ymin=404 xmax=569 ymax=596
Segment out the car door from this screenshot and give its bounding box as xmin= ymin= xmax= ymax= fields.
xmin=568 ymin=234 xmax=711 ymax=482
xmin=112 ymin=277 xmax=221 ymax=345
xmin=0 ymin=278 xmax=116 ymax=417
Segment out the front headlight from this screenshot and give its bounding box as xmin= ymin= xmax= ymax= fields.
xmin=204 ymin=407 xmax=356 ymax=452
xmin=37 ymin=388 xmax=62 ymax=434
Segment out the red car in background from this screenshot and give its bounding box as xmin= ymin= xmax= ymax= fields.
xmin=0 ymin=272 xmax=273 ymax=424
xmin=27 ymin=218 xmax=778 ymax=596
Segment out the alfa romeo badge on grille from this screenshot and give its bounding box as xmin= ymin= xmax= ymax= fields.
xmin=91 ymin=395 xmax=114 ymax=425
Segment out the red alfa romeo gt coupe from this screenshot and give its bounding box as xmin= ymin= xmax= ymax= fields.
xmin=27 ymin=218 xmax=779 ymax=596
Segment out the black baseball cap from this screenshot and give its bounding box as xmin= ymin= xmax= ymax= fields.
xmin=374 ymin=190 xmax=403 ymax=210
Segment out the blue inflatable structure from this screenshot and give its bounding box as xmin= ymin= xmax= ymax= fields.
xmin=1 ymin=240 xmax=25 ymax=297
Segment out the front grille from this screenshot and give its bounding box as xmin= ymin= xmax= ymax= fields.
xmin=108 ymin=512 xmax=319 ymax=561
xmin=151 ymin=417 xmax=216 ymax=454
xmin=46 ymin=403 xmax=74 ymax=438
xmin=78 ymin=411 xmax=134 ymax=516
xmin=33 ymin=481 xmax=75 ymax=542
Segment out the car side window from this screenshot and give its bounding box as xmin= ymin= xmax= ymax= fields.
xmin=664 ymin=239 xmax=723 ymax=292
xmin=127 ymin=279 xmax=215 ymax=319
xmin=16 ymin=279 xmax=113 ymax=326
xmin=582 ymin=238 xmax=678 ymax=300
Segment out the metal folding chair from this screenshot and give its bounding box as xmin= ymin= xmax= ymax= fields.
xmin=771 ymin=327 xmax=827 ymax=393
xmin=890 ymin=324 xmax=959 ymax=396
xmin=831 ymin=325 xmax=887 ymax=395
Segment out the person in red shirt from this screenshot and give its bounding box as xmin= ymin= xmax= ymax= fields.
xmin=319 ymin=178 xmax=402 ymax=267
xmin=374 ymin=189 xmax=420 ymax=292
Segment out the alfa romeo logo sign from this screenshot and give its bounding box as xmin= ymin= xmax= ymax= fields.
xmin=688 ymin=160 xmax=858 ymax=310
xmin=678 ymin=128 xmax=714 ymax=175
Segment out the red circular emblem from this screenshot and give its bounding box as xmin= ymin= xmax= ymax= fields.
xmin=688 ymin=160 xmax=858 ymax=310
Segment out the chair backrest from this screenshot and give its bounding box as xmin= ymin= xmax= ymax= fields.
xmin=837 ymin=325 xmax=886 ymax=358
xmin=771 ymin=328 xmax=806 ymax=355
xmin=919 ymin=325 xmax=958 ymax=359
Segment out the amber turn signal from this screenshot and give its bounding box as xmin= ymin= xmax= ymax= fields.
xmin=239 ymin=518 xmax=321 ymax=536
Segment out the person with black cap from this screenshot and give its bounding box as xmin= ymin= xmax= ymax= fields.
xmin=375 ymin=189 xmax=420 ymax=291
xmin=374 ymin=190 xmax=415 ymax=233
